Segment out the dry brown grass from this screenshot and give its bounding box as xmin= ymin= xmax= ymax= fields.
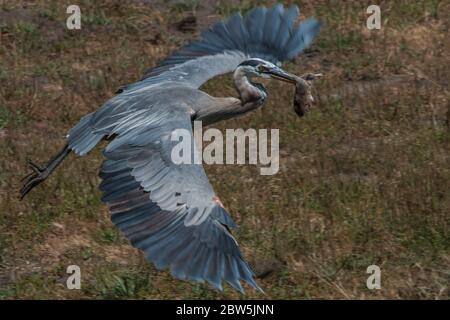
xmin=0 ymin=0 xmax=449 ymax=299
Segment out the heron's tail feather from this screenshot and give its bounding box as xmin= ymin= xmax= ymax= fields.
xmin=67 ymin=112 xmax=103 ymax=156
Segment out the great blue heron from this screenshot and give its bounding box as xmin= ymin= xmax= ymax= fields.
xmin=20 ymin=4 xmax=320 ymax=293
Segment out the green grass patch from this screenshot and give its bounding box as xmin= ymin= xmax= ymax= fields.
xmin=95 ymin=270 xmax=151 ymax=299
xmin=95 ymin=226 xmax=122 ymax=245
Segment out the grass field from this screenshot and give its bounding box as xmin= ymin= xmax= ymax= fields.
xmin=0 ymin=0 xmax=449 ymax=299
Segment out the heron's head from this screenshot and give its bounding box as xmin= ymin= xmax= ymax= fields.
xmin=237 ymin=58 xmax=297 ymax=84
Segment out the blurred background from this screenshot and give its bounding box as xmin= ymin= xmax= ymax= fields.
xmin=0 ymin=0 xmax=449 ymax=299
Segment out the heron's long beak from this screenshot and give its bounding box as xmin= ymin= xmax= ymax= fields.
xmin=265 ymin=67 xmax=297 ymax=84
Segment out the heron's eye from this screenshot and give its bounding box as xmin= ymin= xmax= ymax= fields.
xmin=257 ymin=65 xmax=267 ymax=73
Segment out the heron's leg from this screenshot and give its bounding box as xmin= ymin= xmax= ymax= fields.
xmin=20 ymin=144 xmax=71 ymax=199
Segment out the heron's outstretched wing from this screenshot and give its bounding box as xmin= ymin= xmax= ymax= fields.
xmin=119 ymin=3 xmax=320 ymax=92
xmin=98 ymin=104 xmax=261 ymax=292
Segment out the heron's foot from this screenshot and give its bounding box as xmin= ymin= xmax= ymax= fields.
xmin=20 ymin=160 xmax=50 ymax=200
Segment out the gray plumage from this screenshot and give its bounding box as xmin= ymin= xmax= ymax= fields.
xmin=26 ymin=3 xmax=321 ymax=293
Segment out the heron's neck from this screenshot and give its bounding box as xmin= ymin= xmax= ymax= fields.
xmin=233 ymin=67 xmax=267 ymax=105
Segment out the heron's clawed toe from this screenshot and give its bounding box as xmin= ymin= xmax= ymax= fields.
xmin=20 ymin=160 xmax=49 ymax=200
xmin=20 ymin=161 xmax=42 ymax=182
xmin=28 ymin=160 xmax=45 ymax=173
